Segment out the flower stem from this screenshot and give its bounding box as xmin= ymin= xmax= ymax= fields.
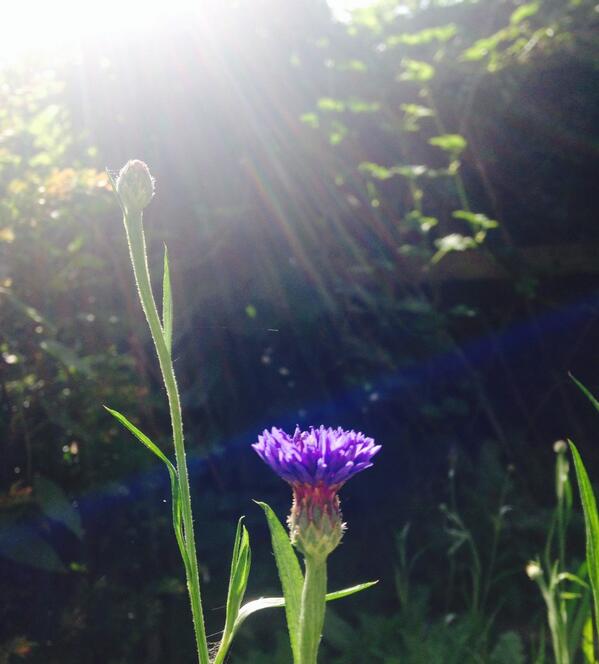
xmin=123 ymin=209 xmax=210 ymax=664
xmin=298 ymin=556 xmax=327 ymax=664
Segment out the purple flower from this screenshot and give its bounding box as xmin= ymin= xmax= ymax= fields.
xmin=253 ymin=425 xmax=381 ymax=488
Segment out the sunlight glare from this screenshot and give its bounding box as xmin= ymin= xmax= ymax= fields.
xmin=0 ymin=0 xmax=236 ymax=63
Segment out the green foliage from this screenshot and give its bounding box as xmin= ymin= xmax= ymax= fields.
xmin=33 ymin=476 xmax=83 ymax=540
xmin=0 ymin=524 xmax=67 ymax=574
xmin=213 ymin=519 xmax=252 ymax=664
xmin=490 ymin=631 xmax=526 ymax=664
xmin=256 ymin=501 xmax=304 ymax=662
xmin=570 ymin=442 xmax=599 ymax=642
xmin=570 ymin=376 xmax=599 ymax=645
xmin=104 ymin=406 xmax=187 ymax=564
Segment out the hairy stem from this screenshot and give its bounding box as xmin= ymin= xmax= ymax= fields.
xmin=298 ymin=557 xmax=327 ymax=664
xmin=123 ymin=209 xmax=210 ymax=664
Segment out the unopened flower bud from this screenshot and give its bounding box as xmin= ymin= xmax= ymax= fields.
xmin=526 ymin=560 xmax=542 ymax=580
xmin=553 ymin=440 xmax=567 ymax=454
xmin=116 ymin=160 xmax=155 ymax=212
xmin=288 ymin=483 xmax=345 ymax=561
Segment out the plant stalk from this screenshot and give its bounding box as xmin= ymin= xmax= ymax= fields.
xmin=298 ymin=556 xmax=327 ymax=664
xmin=123 ymin=209 xmax=210 ymax=664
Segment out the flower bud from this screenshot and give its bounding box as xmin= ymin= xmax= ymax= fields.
xmin=553 ymin=440 xmax=567 ymax=454
xmin=116 ymin=160 xmax=155 ymax=212
xmin=525 ymin=560 xmax=543 ymax=581
xmin=288 ymin=483 xmax=345 ymax=561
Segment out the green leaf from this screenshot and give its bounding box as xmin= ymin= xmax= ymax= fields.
xmin=388 ymin=24 xmax=457 ymax=47
xmin=162 ymin=246 xmax=173 ymax=356
xmin=300 ymin=113 xmax=320 ymax=129
xmin=231 ymin=581 xmax=378 ymax=637
xmin=0 ymin=525 xmax=67 ymax=573
xmin=491 ymin=631 xmax=525 ymax=664
xmin=317 ymin=97 xmax=345 ymax=112
xmin=104 ymin=407 xmax=187 ymax=567
xmin=105 ymin=406 xmax=174 ymax=470
xmin=213 ymin=518 xmax=252 ymax=664
xmin=429 ymin=134 xmax=467 ymax=154
xmin=571 ymin=374 xmax=599 ymax=414
xmin=346 ymin=99 xmax=380 ymax=114
xmin=359 ymin=162 xmax=396 ymax=180
xmin=401 ymin=103 xmax=435 ymax=131
xmin=34 ymin=476 xmax=83 ymax=540
xmin=432 ymin=233 xmax=477 ymax=263
xmin=324 ymin=580 xmax=378 ymax=601
xmin=398 ymin=59 xmax=435 ymax=82
xmin=453 ymin=210 xmax=499 ymax=229
xmin=569 ymin=441 xmax=599 ymax=633
xmin=255 ymin=501 xmax=303 ymax=663
xmin=401 ymin=104 xmax=435 ymax=118
xmin=583 ymin=616 xmax=595 ymax=663
xmin=556 ymin=571 xmax=589 ymax=588
xmin=510 ymin=2 xmax=540 ymax=25
xmin=397 ymin=165 xmax=428 ymax=179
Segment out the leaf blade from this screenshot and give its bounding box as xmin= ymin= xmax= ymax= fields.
xmin=104 ymin=407 xmax=188 ymax=567
xmin=232 ymin=580 xmax=378 ymax=636
xmin=255 ymin=501 xmax=303 ymax=663
xmin=569 ymin=441 xmax=599 ymax=631
xmin=571 ymin=373 xmax=599 ymax=414
xmin=0 ymin=525 xmax=67 ymax=573
xmin=34 ymin=476 xmax=83 ymax=540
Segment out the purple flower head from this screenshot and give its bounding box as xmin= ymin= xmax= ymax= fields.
xmin=253 ymin=425 xmax=381 ymax=488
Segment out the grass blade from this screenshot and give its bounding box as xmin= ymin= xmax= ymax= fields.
xmin=162 ymin=245 xmax=173 ymax=355
xmin=569 ymin=441 xmax=599 ymax=634
xmin=571 ymin=373 xmax=599 ymax=414
xmin=255 ymin=501 xmax=303 ymax=663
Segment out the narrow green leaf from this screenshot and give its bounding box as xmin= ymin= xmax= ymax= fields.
xmin=571 ymin=374 xmax=599 ymax=414
xmin=510 ymin=1 xmax=539 ymax=25
xmin=566 ymin=561 xmax=591 ymax=658
xmin=569 ymin=441 xmax=599 ymax=631
xmin=452 ymin=210 xmax=498 ymax=229
xmin=213 ymin=519 xmax=252 ymax=664
xmin=255 ymin=501 xmax=303 ymax=663
xmin=582 ymin=615 xmax=595 ymax=663
xmin=34 ymin=476 xmax=83 ymax=540
xmin=324 ymin=580 xmax=378 ymax=600
xmin=232 ymin=580 xmax=378 ymax=636
xmin=429 ymin=134 xmax=467 ymax=154
xmin=556 ymin=571 xmax=589 ymax=588
xmin=225 ymin=520 xmax=251 ymax=630
xmin=162 ymin=246 xmax=173 ymax=355
xmin=105 ymin=406 xmax=174 ymax=471
xmin=104 ymin=407 xmax=188 ymax=568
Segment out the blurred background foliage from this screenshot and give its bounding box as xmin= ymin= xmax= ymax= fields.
xmin=1 ymin=0 xmax=599 ymax=661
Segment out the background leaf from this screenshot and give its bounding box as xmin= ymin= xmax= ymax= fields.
xmin=0 ymin=524 xmax=67 ymax=573
xmin=34 ymin=476 xmax=83 ymax=540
